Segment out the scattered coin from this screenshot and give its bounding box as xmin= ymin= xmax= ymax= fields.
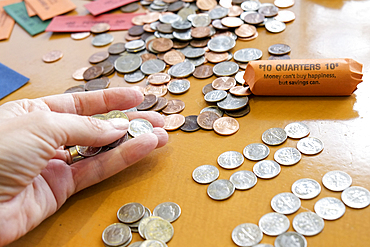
xmin=138 ymin=216 xmax=163 ymax=239
xmin=153 ymin=202 xmax=181 ymax=223
xmin=217 ymin=94 xmax=248 ymax=111
xmin=72 ymin=67 xmax=89 ymax=81
xmin=144 ymin=84 xmax=168 ymax=97
xmin=213 ymin=61 xmax=239 ymax=76
xmin=192 ymin=164 xmax=220 ymax=184
xmin=128 ymin=119 xmax=154 ymax=137
xmin=253 ymin=160 xmax=281 ymax=179
xmin=168 ymin=61 xmax=195 ymax=77
xmin=205 ymin=51 xmax=229 ymax=63
xmin=233 ymin=48 xmax=263 ymax=62
xmin=271 ymin=192 xmax=301 ymax=214
xmin=341 ymin=186 xmax=370 ymax=209
xmin=42 ymin=50 xmax=63 ymax=63
xmin=148 ymin=73 xmax=171 ymax=85
xmin=274 ymin=0 xmax=295 ymax=8
xmin=115 ymin=54 xmax=142 ymax=73
xmin=322 ymin=170 xmax=352 ymax=192
xmin=193 ymin=64 xmax=214 ymax=78
xmin=274 ymin=147 xmax=301 ymax=165
xmin=275 ymin=10 xmax=296 ymax=22
xmin=102 ymin=223 xmax=132 ymax=247
xmin=89 ymin=51 xmax=109 ymax=64
xmin=224 ymin=104 xmax=250 ymax=118
xmin=180 ymin=115 xmax=200 ymax=132
xmin=258 ymin=212 xmax=290 ymax=236
xmin=274 ymin=232 xmax=307 ymax=247
xmin=65 ymin=85 xmax=85 ymax=93
xmin=217 ymin=151 xmax=244 ymax=169
xmin=85 ymin=77 xmax=110 ymax=91
xmin=200 ymin=106 xmax=224 ymax=117
xmin=284 ymin=122 xmax=310 ymax=139
xmin=117 ymin=202 xmax=146 ymax=224
xmin=212 ymin=77 xmax=236 ymax=91
xmin=76 ymin=145 xmax=102 ymax=157
xmin=163 ymin=49 xmax=185 ymax=65
xmin=229 ymin=170 xmax=257 ymax=190
xmin=232 ymin=223 xmax=263 ymax=247
xmin=197 ymin=111 xmax=221 ymax=130
xmin=244 ymin=12 xmax=265 ymax=25
xmin=163 ymin=114 xmax=186 ymax=130
xmin=162 ymin=99 xmax=185 ymax=114
xmin=141 ymin=59 xmax=166 ymax=75
xmin=297 ymin=137 xmax=324 ymax=155
xmin=229 ymin=86 xmax=250 ymax=96
xmin=207 ymin=35 xmax=236 ymax=52
xmin=235 ymin=24 xmax=257 ymax=38
xmin=213 ymin=117 xmax=239 ymax=135
xmin=121 ymin=2 xmax=140 ymax=12
xmin=91 ymin=23 xmax=110 ymax=33
xmin=108 ymin=42 xmax=126 ymax=54
xmin=106 ymin=110 xmax=129 ymax=121
xmin=265 ymin=20 xmax=286 ymax=33
xmin=243 ymin=143 xmax=270 ymax=161
xmin=292 ymin=212 xmax=325 ymax=236
xmin=124 ymin=70 xmax=145 ymax=83
xmin=262 ymin=127 xmax=287 ymax=145
xmin=207 ymin=179 xmax=235 ymax=200
xmin=291 ymin=178 xmax=321 ymax=199
xmin=144 ymin=217 xmax=174 ymax=243
xmin=268 ymin=44 xmax=291 ymax=55
xmin=314 ymin=197 xmax=346 ymax=220
xmin=71 ymin=32 xmax=90 ymax=40
xmin=136 ymin=94 xmax=158 ymax=111
xmin=92 ymin=33 xmax=114 ymax=46
xmin=168 ymin=79 xmax=190 ymax=94
xmin=204 ymin=90 xmax=228 ymax=103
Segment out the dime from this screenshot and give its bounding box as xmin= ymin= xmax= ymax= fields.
xmin=207 ymin=179 xmax=235 ymax=200
xmin=162 ymin=99 xmax=185 ymax=114
xmin=258 ymin=212 xmax=290 ymax=236
xmin=168 ymin=79 xmax=190 ymax=94
xmin=76 ymin=145 xmax=102 ymax=157
xmin=148 ymin=73 xmax=171 ymax=85
xmin=262 ymin=128 xmax=287 ymax=145
xmin=275 ymin=232 xmax=307 ymax=247
xmin=180 ymin=115 xmax=200 ymax=132
xmin=241 ymin=0 xmax=260 ymax=11
xmin=271 ymin=192 xmax=301 ymax=214
xmin=128 ymin=241 xmax=144 ymax=247
xmin=200 ymin=106 xmax=223 ymax=117
xmin=232 ymin=223 xmax=263 ymax=247
xmin=128 ymin=207 xmax=152 ymax=229
xmin=207 ymin=35 xmax=236 ymax=52
xmin=91 ymin=23 xmax=110 ymax=33
xmin=144 ymin=84 xmax=168 ymax=97
xmin=209 ymin=6 xmax=229 ymax=19
xmin=297 ymin=137 xmax=324 ymax=155
xmin=106 ymin=110 xmax=129 ymax=121
xmin=274 ymin=147 xmax=301 ymax=166
xmin=124 ymin=70 xmax=145 ymax=83
xmin=341 ymin=186 xmax=370 ymax=209
xmin=192 ymin=164 xmax=220 ymax=184
xmin=136 ymin=94 xmax=158 ymax=111
xmin=163 ymin=114 xmax=186 ymax=130
xmin=128 ymin=119 xmax=154 ymax=137
xmin=284 ymin=122 xmax=310 ymax=139
xmin=72 ymin=67 xmax=89 ymax=81
xmin=253 ymin=160 xmax=281 ymax=179
xmin=204 ymin=90 xmax=228 ymax=102
xmin=292 ymin=212 xmax=325 ymax=236
xmin=193 ymin=65 xmax=214 ymax=79
xmin=153 ymin=202 xmax=181 ymax=223
xmin=213 ymin=117 xmax=239 ymax=135
xmin=234 ymin=48 xmax=263 ymax=63
xmin=244 ymin=12 xmax=265 ymax=25
xmin=217 ymin=94 xmax=248 ymax=111
xmin=71 ymin=32 xmax=90 ymax=40
xmin=42 ymin=50 xmax=63 ymax=63
xmin=151 ymin=38 xmax=173 ymax=53
xmin=212 ymin=77 xmax=236 ymax=91
xmin=314 ymin=197 xmax=346 ymax=220
xmin=168 ymin=61 xmax=195 ymax=77
xmin=268 ymin=44 xmax=291 ymax=55
xmin=144 ymin=218 xmax=174 ymax=243
xmin=213 ymin=61 xmax=239 ymax=76
xmin=197 ymin=111 xmax=220 ymax=130
xmin=117 ymin=202 xmax=145 ymax=224
xmin=322 ymin=170 xmax=352 ymax=192
xmin=265 ymin=20 xmax=286 ymax=33
xmin=115 ymin=54 xmax=142 ymax=73
xmin=85 ymin=77 xmax=110 ymax=91
xmin=102 ymin=223 xmax=132 ymax=247
xmin=291 ymin=178 xmax=321 ymax=199
xmin=229 ymin=170 xmax=257 ymax=190
xmin=163 ymin=49 xmax=185 ymax=65
xmin=217 ymin=151 xmax=244 ymax=169
xmin=243 ymin=143 xmax=270 ymax=161
xmin=92 ymin=33 xmax=114 ymax=46
xmin=141 ymin=59 xmax=166 ymax=75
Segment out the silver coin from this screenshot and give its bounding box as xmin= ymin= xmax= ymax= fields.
xmin=117 ymin=202 xmax=145 ymax=224
xmin=217 ymin=151 xmax=244 ymax=169
xmin=191 ymin=14 xmax=211 ymax=27
xmin=217 ymin=94 xmax=248 ymax=110
xmin=274 ymin=147 xmax=301 ymax=166
xmin=102 ymin=223 xmax=132 ymax=247
xmin=262 ymin=127 xmax=287 ymax=145
xmin=92 ymin=33 xmax=114 ymax=47
xmin=168 ymin=61 xmax=195 ymax=77
xmin=243 ymin=143 xmax=270 ymax=161
xmin=171 ymin=20 xmax=192 ymax=30
xmin=181 ymin=47 xmax=205 ymax=58
xmin=233 ymin=48 xmax=263 ymax=63
xmin=140 ymin=240 xmax=167 ymax=247
xmin=75 ymin=145 xmax=102 ymax=157
xmin=140 ymin=59 xmax=166 ymax=75
xmin=221 ymin=17 xmax=244 ymax=28
xmin=138 ymin=216 xmax=163 ymax=239
xmin=154 ymin=32 xmax=174 ymax=40
xmin=200 ymin=106 xmax=224 ymax=117
xmin=234 ymin=71 xmax=245 ymax=84
xmin=292 ymin=212 xmax=325 ymax=236
xmin=128 ymin=119 xmax=154 ymax=137
xmin=178 ymin=7 xmax=196 ymax=20
xmin=229 ymin=170 xmax=257 ymax=190
xmin=314 ymin=197 xmax=346 ymax=220
xmin=265 ymin=19 xmax=286 ymax=33
xmin=241 ymin=0 xmax=261 ymax=11
xmin=173 ymin=29 xmax=193 ymax=41
xmin=127 ymin=207 xmax=152 ymax=228
xmin=192 ymin=164 xmax=219 ymax=184
xmin=204 ymin=90 xmax=228 ymax=103
xmin=322 ymin=170 xmax=352 ymax=192
xmin=258 ymin=212 xmax=290 ymax=236
xmin=209 ymin=6 xmax=229 ymax=19
xmin=184 ymin=56 xmax=205 ymax=67
xmin=168 ymin=79 xmax=190 ymax=94
xmin=271 ymin=192 xmax=301 ymax=214
xmin=275 ymin=232 xmax=307 ymax=247
xmin=115 ymin=54 xmax=142 ymax=73
xmin=341 ymin=186 xmax=370 ymax=209
xmin=153 ymin=202 xmax=181 ymax=223
xmin=159 ymin=13 xmax=181 ymax=24
xmin=213 ymin=61 xmax=239 ymax=76
xmin=144 ymin=218 xmax=174 ymax=243
xmin=284 ymin=122 xmax=310 ymax=139
xmin=231 ymin=223 xmax=263 ymax=247
xmin=253 ymin=160 xmax=281 ymax=179
xmin=268 ymin=44 xmax=291 ymax=55
xmin=291 ymin=178 xmax=321 ymax=199
xmin=128 ymin=242 xmax=144 ymax=247
xmin=125 ymin=40 xmax=145 ymax=50
xmin=253 ymin=244 xmax=274 ymax=247
xmin=258 ymin=3 xmax=279 ymax=17
xmin=208 ymin=35 xmax=236 ymax=52
xmin=124 ymin=70 xmax=145 ymax=83
xmin=297 ymin=137 xmax=324 ymax=155
xmin=207 ymin=179 xmax=235 ymax=200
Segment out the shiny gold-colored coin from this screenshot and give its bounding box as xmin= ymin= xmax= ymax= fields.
xmin=213 ymin=117 xmax=239 ymax=135
xmin=151 ymin=38 xmax=173 ymax=53
xmin=205 ymin=51 xmax=229 ymax=63
xmin=196 ymin=0 xmax=217 ymax=10
xmin=163 ymin=114 xmax=186 ymax=131
xmin=197 ymin=111 xmax=220 ymax=130
xmin=212 ymin=77 xmax=236 ymax=90
xmin=235 ymin=24 xmax=257 ymax=38
xmin=90 ymin=23 xmax=110 ymax=33
xmin=163 ymin=49 xmax=185 ymax=65
xmin=148 ymin=73 xmax=171 ymax=85
xmin=89 ymin=51 xmax=109 ymax=64
xmin=42 ymin=50 xmax=63 ymax=63
xmin=162 ymin=99 xmax=185 ymax=114
xmin=191 ymin=27 xmax=211 ymax=39
xmin=72 ymin=67 xmax=89 ymax=81
xmin=144 ymin=84 xmax=168 ymax=97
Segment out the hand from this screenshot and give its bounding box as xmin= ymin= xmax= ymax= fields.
xmin=0 ymin=88 xmax=168 ymax=246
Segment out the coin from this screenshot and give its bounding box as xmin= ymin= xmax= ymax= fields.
xmin=124 ymin=70 xmax=145 ymax=83
xmin=71 ymin=32 xmax=90 ymax=40
xmin=234 ymin=71 xmax=245 ymax=85
xmin=341 ymin=186 xmax=370 ymax=209
xmin=180 ymin=115 xmax=200 ymax=132
xmin=217 ymin=151 xmax=244 ymax=169
xmin=168 ymin=79 xmax=190 ymax=94
xmin=268 ymin=54 xmax=291 ymax=60
xmin=190 ymin=38 xmax=210 ymax=48
xmin=91 ymin=23 xmax=110 ymax=33
xmin=89 ymin=51 xmax=109 ymax=64
xmin=232 ymin=223 xmax=263 ymax=247
xmin=217 ymin=94 xmax=248 ymax=111
xmin=258 ymin=4 xmax=279 ymax=17
xmin=92 ymin=33 xmax=114 ymax=46
xmin=243 ymin=143 xmax=270 ymax=161
xmin=229 ymin=86 xmax=250 ymax=96
xmin=191 ymin=26 xmax=211 ymax=39
xmin=314 ymin=197 xmax=346 ymax=220
xmin=72 ymin=67 xmax=89 ymax=81
xmin=253 ymin=160 xmax=281 ymax=179
xmin=85 ymin=77 xmax=110 ymax=91
xmin=204 ymin=90 xmax=228 ymax=103
xmin=275 ymin=232 xmax=307 ymax=247
xmin=274 ymin=147 xmax=301 ymax=165
xmin=297 ymin=137 xmax=324 ymax=155
xmin=83 ymin=65 xmax=104 ymax=80
xmin=235 ymin=24 xmax=257 ymax=38
xmin=205 ymin=51 xmax=229 ymax=63
xmin=128 ymin=119 xmax=154 ymax=137
xmin=197 ymin=111 xmax=221 ymax=130
xmin=293 ymin=212 xmax=325 ymax=236
xmin=233 ymin=48 xmax=263 ymax=63
xmin=168 ymin=61 xmax=195 ymax=77
xmin=291 ymin=178 xmax=321 ymax=199
xmin=228 ymin=5 xmax=243 ymax=17
xmin=75 ymin=145 xmax=102 ymax=157
xmin=241 ymin=0 xmax=260 ymax=11
xmin=156 ymin=23 xmax=173 ymax=34
xmin=196 ymin=0 xmax=217 ymax=10
xmin=265 ymin=20 xmax=286 ymax=33
xmin=42 ymin=50 xmax=63 ymax=63
xmin=244 ymin=12 xmax=265 ymax=25
xmin=102 ymin=223 xmax=132 ymax=247
xmin=284 ymin=122 xmax=310 ymax=139
xmin=107 ymin=133 xmax=129 ymax=149
xmin=160 ymin=13 xmax=181 ymax=24
xmin=141 ymin=53 xmax=158 ymax=63
xmin=151 ymin=38 xmax=173 ymax=52
xmin=212 ymin=77 xmax=236 ymax=91
xmin=213 ymin=61 xmax=239 ymax=76
xmin=221 ymin=16 xmax=244 ymax=28
xmin=106 ymin=110 xmax=129 ymax=121
xmin=262 ymin=128 xmax=287 ymax=146
xmin=225 ymin=104 xmax=250 ymax=117
xmin=148 ymin=73 xmax=171 ymax=85
xmin=274 ymin=0 xmax=295 ymax=8
xmin=150 ymin=97 xmax=168 ymax=112
xmin=259 ymin=212 xmax=290 ymax=236
xmin=153 ymin=202 xmax=181 ymax=223
xmin=275 ymin=10 xmax=296 ymax=22
xmin=121 ymin=2 xmax=140 ymax=12
xmin=163 ymin=114 xmax=185 ymax=130
xmin=207 ymin=179 xmax=235 ymax=200
xmin=192 ymin=164 xmax=219 ymax=184
xmin=162 ymin=99 xmax=185 ymax=114
xmin=209 ymin=6 xmax=229 ymax=19
xmin=117 ymin=202 xmax=146 ymax=224
xmin=200 ymin=106 xmax=223 ymax=117
xmin=181 ymin=47 xmax=205 ymax=58
xmin=141 ymin=59 xmax=166 ymax=75
xmin=202 ymin=83 xmax=214 ymax=95
xmin=271 ymin=192 xmax=301 ymax=215
xmin=167 ymin=1 xmax=184 ymax=12
xmin=97 ymin=60 xmax=114 ymax=76
xmin=144 ymin=84 xmax=168 ymax=97
xmin=207 ymin=35 xmax=236 ymax=52
xmin=64 ymin=85 xmax=85 ymax=93
xmin=268 ymin=44 xmax=291 ymax=55
xmin=213 ymin=117 xmax=239 ymax=135
xmin=127 ymin=242 xmax=144 ymax=247
xmin=144 ymin=218 xmax=174 ymax=243
xmin=193 ymin=65 xmax=214 ymax=79
xmin=230 ymin=170 xmax=257 ymax=190
xmin=136 ymin=94 xmax=158 ymax=111
xmin=115 ymin=54 xmax=142 ymax=73
xmin=322 ymin=170 xmax=352 ymax=192
xmin=163 ymin=49 xmax=185 ymax=65
xmin=108 ymin=42 xmax=126 ymax=54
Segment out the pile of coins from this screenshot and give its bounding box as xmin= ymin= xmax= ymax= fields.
xmin=102 ymin=202 xmax=181 ymax=247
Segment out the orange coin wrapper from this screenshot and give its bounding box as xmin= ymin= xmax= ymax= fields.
xmin=243 ymin=58 xmax=363 ymax=96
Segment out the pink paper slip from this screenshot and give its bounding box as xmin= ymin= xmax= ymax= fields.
xmin=85 ymin=0 xmax=138 ymax=16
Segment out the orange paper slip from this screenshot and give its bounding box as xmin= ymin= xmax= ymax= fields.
xmin=0 ymin=0 xmax=22 ymax=40
xmin=25 ymin=0 xmax=76 ymax=21
xmin=243 ymin=58 xmax=363 ymax=96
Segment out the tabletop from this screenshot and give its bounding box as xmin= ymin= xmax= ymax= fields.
xmin=1 ymin=0 xmax=370 ymax=246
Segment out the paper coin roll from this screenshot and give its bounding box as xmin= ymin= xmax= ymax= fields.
xmin=243 ymin=58 xmax=363 ymax=96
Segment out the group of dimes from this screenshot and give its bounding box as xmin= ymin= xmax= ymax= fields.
xmin=102 ymin=202 xmax=181 ymax=247
xmin=191 ymin=122 xmax=370 ymax=246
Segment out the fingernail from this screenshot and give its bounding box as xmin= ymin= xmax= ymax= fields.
xmin=108 ymin=118 xmax=130 ymax=130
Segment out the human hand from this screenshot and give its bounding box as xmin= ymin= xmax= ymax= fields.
xmin=0 ymin=88 xmax=168 ymax=246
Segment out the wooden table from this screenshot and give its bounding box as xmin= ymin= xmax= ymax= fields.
xmin=1 ymin=0 xmax=370 ymax=246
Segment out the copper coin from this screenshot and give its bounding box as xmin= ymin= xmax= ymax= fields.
xmin=205 ymin=51 xmax=229 ymax=63
xmin=71 ymin=32 xmax=90 ymax=40
xmin=143 ymin=23 xmax=155 ymax=33
xmin=212 ymin=31 xmax=236 ymax=39
xmin=108 ymin=42 xmax=126 ymax=54
xmin=72 ymin=67 xmax=89 ymax=81
xmin=213 ymin=117 xmax=239 ymax=135
xmin=124 ymin=32 xmax=141 ymax=41
xmin=151 ymin=97 xmax=168 ymax=111
xmin=120 ymin=2 xmax=140 ymax=12
xmin=225 ymin=104 xmax=250 ymax=118
xmin=229 ymin=86 xmax=251 ymax=96
xmin=221 ymin=17 xmax=244 ymax=28
xmin=238 ymin=31 xmax=258 ymax=41
xmin=131 ymin=14 xmax=147 ymax=25
xmin=162 ymin=99 xmax=185 ymax=114
xmin=196 ymin=0 xmax=217 ymax=10
xmin=157 ymin=23 xmax=174 ymax=34
xmin=141 ymin=53 xmax=157 ymax=63
xmin=244 ymin=13 xmax=265 ymax=25
xmin=107 ymin=133 xmax=129 ymax=148
xmin=151 ymin=38 xmax=173 ymax=53
xmin=148 ymin=73 xmax=171 ymax=85
xmin=180 ymin=115 xmax=200 ymax=132
xmin=197 ymin=111 xmax=220 ymax=130
xmin=96 ymin=60 xmax=114 ymax=76
xmin=83 ymin=65 xmax=104 ymax=80
xmin=191 ymin=27 xmax=211 ymax=39
xmin=143 ymin=12 xmax=161 ymax=24
xmin=85 ymin=77 xmax=110 ymax=91
xmin=193 ymin=65 xmax=214 ymax=79
xmin=136 ymin=94 xmax=158 ymax=110
xmin=172 ymin=40 xmax=190 ymax=49
xmin=163 ymin=49 xmax=185 ymax=65
xmin=212 ymin=77 xmax=236 ymax=90
xmin=90 ymin=23 xmax=110 ymax=33
xmin=156 ymin=52 xmax=166 ymax=61
xmin=42 ymin=50 xmax=63 ymax=63
xmin=237 ymin=62 xmax=248 ymax=70
xmin=202 ymin=83 xmax=214 ymax=95
xmin=228 ymin=6 xmax=243 ymax=17
xmin=144 ymin=84 xmax=168 ymax=97
xmin=128 ymin=25 xmax=144 ymax=36
xmin=190 ymin=38 xmax=210 ymax=48
xmin=163 ymin=114 xmax=186 ymax=131
xmin=235 ymin=24 xmax=257 ymax=38
xmin=274 ymin=10 xmax=296 ymax=23
xmin=89 ymin=51 xmax=109 ymax=64
xmin=64 ymin=85 xmax=85 ymax=93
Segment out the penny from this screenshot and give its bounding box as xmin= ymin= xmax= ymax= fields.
xmin=217 ymin=151 xmax=244 ymax=169
xmin=42 ymin=50 xmax=63 ymax=63
xmin=234 ymin=24 xmax=257 ymax=38
xmin=259 ymin=212 xmax=290 ymax=236
xmin=144 ymin=84 xmax=168 ymax=97
xmin=244 ymin=12 xmax=265 ymax=25
xmin=341 ymin=186 xmax=370 ymax=209
xmin=72 ymin=67 xmax=89 ymax=81
xmin=141 ymin=59 xmax=166 ymax=75
xmin=229 ymin=170 xmax=257 ymax=190
xmin=89 ymin=51 xmax=109 ymax=64
xmin=90 ymin=23 xmax=110 ymax=33
xmin=271 ymin=192 xmax=301 ymax=215
xmin=92 ymin=33 xmax=114 ymax=46
xmin=262 ymin=127 xmax=287 ymax=146
xmin=291 ymin=178 xmax=321 ymax=199
xmin=243 ymin=143 xmax=270 ymax=161
xmin=224 ymin=104 xmax=250 ymax=118
xmin=102 ymin=223 xmax=132 ymax=247
xmin=180 ymin=115 xmax=200 ymax=132
xmin=128 ymin=119 xmax=154 ymax=137
xmin=253 ymin=160 xmax=281 ymax=179
xmin=162 ymin=99 xmax=185 ymax=114
xmin=213 ymin=61 xmax=239 ymax=76
xmin=207 ymin=35 xmax=236 ymax=52
xmin=156 ymin=23 xmax=174 ymax=34
xmin=274 ymin=147 xmax=301 ymax=166
xmin=163 ymin=49 xmax=185 ymax=65
xmin=172 ymin=40 xmax=190 ymax=49
xmin=191 ymin=26 xmax=211 ymax=39
xmin=151 ymin=38 xmax=173 ymax=52
xmin=217 ymin=94 xmax=248 ymax=111
xmin=196 ymin=0 xmax=217 ymax=10
xmin=190 ymin=38 xmax=210 ymax=48
xmin=64 ymin=85 xmax=85 ymax=93
xmin=284 ymin=122 xmax=310 ymax=139
xmin=71 ymin=32 xmax=90 ymax=40
xmin=115 ymin=54 xmax=142 ymax=73
xmin=143 ymin=12 xmax=161 ymax=24
xmin=221 ymin=16 xmax=244 ymax=28
xmin=136 ymin=94 xmax=158 ymax=111
xmin=202 ymin=83 xmax=214 ymax=95
xmin=192 ymin=164 xmax=219 ymax=184
xmin=106 ymin=110 xmax=129 ymax=121
xmin=205 ymin=51 xmax=229 ymax=63
xmin=207 ymin=179 xmax=235 ymax=200
xmin=85 ymin=77 xmax=110 ymax=91
xmin=138 ymin=216 xmax=163 ymax=239
xmin=144 ymin=218 xmax=174 ymax=243
xmin=124 ymin=70 xmax=145 ymax=83
xmin=197 ymin=111 xmax=220 ymax=130
xmin=168 ymin=61 xmax=195 ymax=78
xmin=314 ymin=197 xmax=346 ymax=220
xmin=193 ymin=65 xmax=213 ymax=79
xmin=212 ymin=77 xmax=236 ymax=91
xmin=143 ymin=23 xmax=155 ymax=33
xmin=141 ymin=53 xmax=157 ymax=63
xmin=213 ymin=117 xmax=239 ymax=135
xmin=238 ymin=31 xmax=259 ymax=42
xmin=148 ymin=73 xmax=171 ymax=85
xmin=121 ymin=2 xmax=140 ymax=12
xmin=151 ymin=97 xmax=168 ymax=111
xmin=229 ymin=86 xmax=251 ymax=96
xmin=275 ymin=232 xmax=307 ymax=247
xmin=265 ymin=20 xmax=286 ymax=33
xmin=204 ymin=90 xmax=228 ymax=103
xmin=83 ymin=65 xmax=104 ymax=80
xmin=163 ymin=114 xmax=186 ymax=130
xmin=201 ymin=106 xmax=224 ymax=117
xmin=234 ymin=48 xmax=263 ymax=63
xmin=117 ymin=202 xmax=145 ymax=224
xmin=322 ymin=170 xmax=352 ymax=192
xmin=275 ymin=10 xmax=296 ymax=23
xmin=153 ymin=202 xmax=181 ymax=223
xmin=168 ymin=79 xmax=190 ymax=94
xmin=232 ymin=223 xmax=263 ymax=247
xmin=293 ymin=212 xmax=325 ymax=236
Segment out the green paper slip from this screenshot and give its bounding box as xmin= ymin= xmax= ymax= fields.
xmin=3 ymin=2 xmax=51 ymax=36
